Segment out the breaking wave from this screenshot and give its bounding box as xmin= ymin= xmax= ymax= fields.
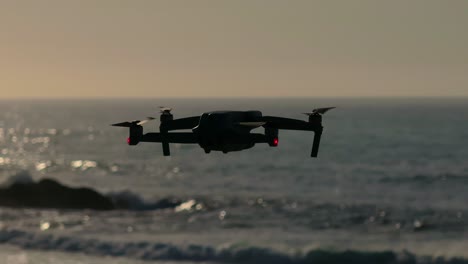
xmin=0 ymin=228 xmax=466 ymax=264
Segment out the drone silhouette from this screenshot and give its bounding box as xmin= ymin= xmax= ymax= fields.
xmin=112 ymin=106 xmax=334 ymax=157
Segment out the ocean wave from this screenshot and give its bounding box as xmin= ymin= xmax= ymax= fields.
xmin=0 ymin=172 xmax=466 ymax=234
xmin=0 ymin=228 xmax=466 ymax=264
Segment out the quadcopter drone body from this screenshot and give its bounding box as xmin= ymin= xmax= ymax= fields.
xmin=112 ymin=107 xmax=334 ymax=157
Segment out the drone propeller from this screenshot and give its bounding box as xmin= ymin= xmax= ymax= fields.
xmin=159 ymin=106 xmax=172 ymax=114
xmin=303 ymin=107 xmax=336 ymax=116
xmin=111 ymin=117 xmax=156 ymax=127
xmin=137 ymin=117 xmax=156 ymax=125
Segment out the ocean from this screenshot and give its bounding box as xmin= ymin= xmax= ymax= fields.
xmin=0 ymin=98 xmax=467 ymax=263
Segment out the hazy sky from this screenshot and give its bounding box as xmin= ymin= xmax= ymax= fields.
xmin=0 ymin=0 xmax=467 ymax=98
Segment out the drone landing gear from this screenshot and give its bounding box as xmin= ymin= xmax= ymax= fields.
xmin=311 ymin=129 xmax=322 ymax=157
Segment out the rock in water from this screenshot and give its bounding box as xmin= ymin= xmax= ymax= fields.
xmin=0 ymin=178 xmax=115 ymax=210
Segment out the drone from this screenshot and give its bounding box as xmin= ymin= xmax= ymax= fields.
xmin=112 ymin=106 xmax=335 ymax=157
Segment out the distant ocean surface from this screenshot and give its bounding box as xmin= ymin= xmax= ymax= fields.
xmin=0 ymin=98 xmax=467 ymax=263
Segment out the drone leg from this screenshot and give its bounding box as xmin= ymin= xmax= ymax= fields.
xmin=311 ymin=129 xmax=322 ymax=158
xmin=160 ymin=128 xmax=171 ymax=156
xmin=162 ymin=142 xmax=170 ymax=156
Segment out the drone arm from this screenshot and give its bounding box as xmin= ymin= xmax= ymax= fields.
xmin=261 ymin=116 xmax=320 ymax=131
xmin=141 ymin=133 xmax=198 ymax=144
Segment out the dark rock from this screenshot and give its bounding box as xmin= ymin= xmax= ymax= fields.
xmin=0 ymin=178 xmax=115 ymax=210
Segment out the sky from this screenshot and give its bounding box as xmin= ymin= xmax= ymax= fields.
xmin=0 ymin=0 xmax=467 ymax=99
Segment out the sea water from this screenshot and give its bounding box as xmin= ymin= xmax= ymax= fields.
xmin=0 ymin=98 xmax=467 ymax=263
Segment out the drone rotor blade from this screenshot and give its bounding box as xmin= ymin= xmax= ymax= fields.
xmin=136 ymin=120 xmax=148 ymax=126
xmin=112 ymin=117 xmax=156 ymax=127
xmin=136 ymin=117 xmax=156 ymax=126
xmin=159 ymin=106 xmax=172 ymax=113
xmin=111 ymin=121 xmax=135 ymax=127
xmin=302 ymin=107 xmax=336 ymax=116
xmin=312 ymin=107 xmax=336 ymax=115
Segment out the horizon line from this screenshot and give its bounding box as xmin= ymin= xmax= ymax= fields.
xmin=1 ymin=95 xmax=468 ymax=101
